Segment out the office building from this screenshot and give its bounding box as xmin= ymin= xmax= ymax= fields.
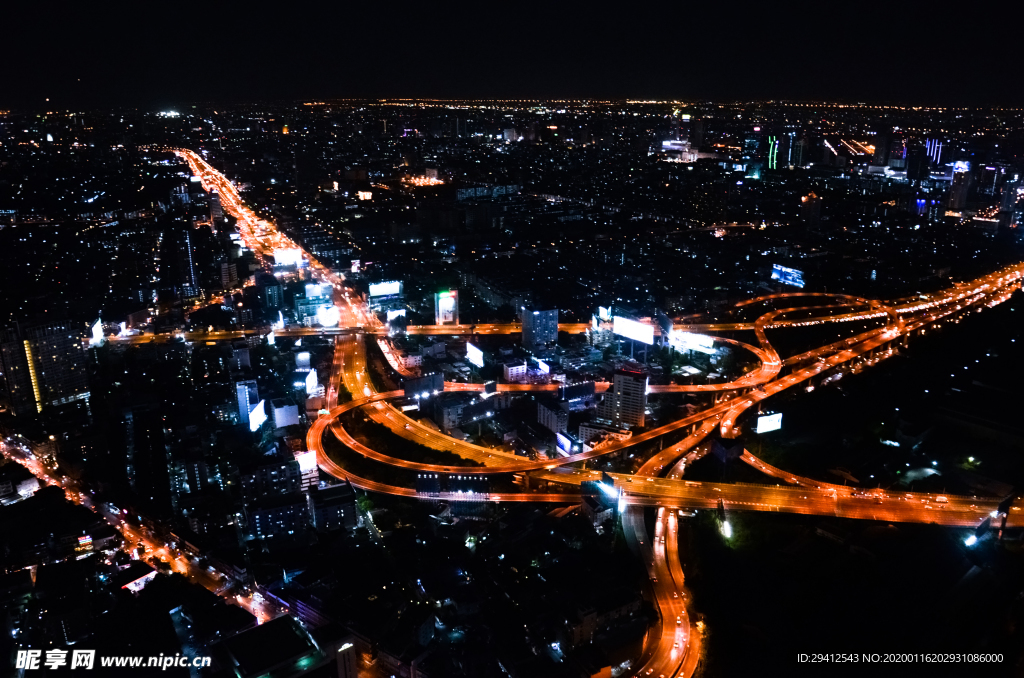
xmin=235 ymin=380 xmax=259 ymax=426
xmin=209 ymin=190 xmax=223 ymax=222
xmin=596 ymin=368 xmax=648 ymax=428
xmin=308 ymin=484 xmax=358 ymax=531
xmin=270 ymin=399 xmax=300 ymax=428
xmin=0 ymin=319 xmax=90 ymax=415
xmin=247 ymin=492 xmax=310 ymax=540
xmin=220 ymin=262 xmax=238 ymax=289
xmin=537 ymin=399 xmax=569 ymax=434
xmin=522 ymin=307 xmax=558 ymax=351
xmin=949 ymin=168 xmax=971 ymax=211
xmin=240 ymin=459 xmax=303 ymax=501
xmin=503 ymin=361 xmax=527 ymax=382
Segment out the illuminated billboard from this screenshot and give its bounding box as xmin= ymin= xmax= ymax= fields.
xmin=612 ymin=316 xmax=654 ymax=345
xmin=369 ymin=281 xmax=403 ymax=297
xmin=953 ymin=161 xmax=970 ymax=174
xmin=90 ymin=319 xmax=103 ymax=347
xmin=249 ymin=400 xmax=267 ymax=432
xmin=598 ymin=306 xmax=612 ymax=321
xmin=434 ymin=290 xmax=459 ymax=325
xmin=386 ymin=309 xmax=407 ymax=322
xmin=672 ymin=331 xmax=716 ymax=354
xmin=350 ymin=260 xmax=360 ymax=274
xmin=295 ymin=450 xmax=317 ymax=473
xmin=755 ymin=413 xmax=783 ymax=433
xmin=771 ymin=264 xmax=805 ymax=288
xmin=275 ymin=248 xmax=302 ymax=267
xmin=305 ymin=369 xmax=318 ymax=393
xmin=536 ymin=359 xmax=550 ymax=374
xmin=466 ymin=343 xmax=484 ymax=368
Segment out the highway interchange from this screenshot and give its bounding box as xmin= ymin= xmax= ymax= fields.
xmin=157 ymin=150 xmax=1024 ymax=677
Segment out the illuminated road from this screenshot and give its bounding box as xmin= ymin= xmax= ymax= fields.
xmin=0 ymin=441 xmax=281 ymax=624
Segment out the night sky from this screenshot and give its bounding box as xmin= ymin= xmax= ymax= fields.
xmin=4 ymin=1 xmax=1019 ymax=108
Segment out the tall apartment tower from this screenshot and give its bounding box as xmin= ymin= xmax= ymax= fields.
xmin=597 ymin=368 xmax=648 ymax=428
xmin=521 ymin=307 xmax=558 ymax=351
xmin=0 ymin=319 xmax=90 ymax=415
xmin=235 ymin=380 xmax=259 ymax=426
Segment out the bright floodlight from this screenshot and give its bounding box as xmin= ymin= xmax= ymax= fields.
xmin=248 ymin=400 xmax=267 ymax=432
xmin=90 ymin=319 xmax=103 ymax=347
xmin=612 ymin=316 xmax=654 ymax=345
xmin=295 ymin=450 xmax=317 ymax=474
xmin=964 ymin=535 xmax=977 ymax=547
xmin=755 ymin=413 xmax=783 ymax=434
xmin=275 ymin=248 xmax=302 ymax=267
xmin=721 ymin=520 xmax=732 ymax=539
xmin=317 ymin=306 xmax=341 ymax=327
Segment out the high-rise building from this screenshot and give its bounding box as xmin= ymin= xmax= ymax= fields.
xmin=800 ymin=193 xmax=822 ymax=229
xmin=872 ymin=131 xmax=891 ymax=166
xmin=888 ymin=139 xmax=907 ymax=169
xmin=220 ymin=262 xmax=238 ymax=289
xmin=949 ymin=168 xmax=971 ymax=211
xmin=181 ymin=228 xmax=198 ymax=297
xmin=209 ymin=190 xmax=223 ymax=223
xmin=596 ymin=368 xmax=648 ymax=428
xmin=537 ymin=399 xmax=569 ymax=434
xmin=0 ymin=319 xmax=90 ymax=415
xmin=235 ymin=380 xmax=259 ymax=426
xmin=522 ymin=307 xmax=558 ymax=350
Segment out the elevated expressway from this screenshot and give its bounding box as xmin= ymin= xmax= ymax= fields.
xmin=172 ymin=148 xmax=1021 ymax=678
xmin=307 ymin=269 xmax=1024 ymax=678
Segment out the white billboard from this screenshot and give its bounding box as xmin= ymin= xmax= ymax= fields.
xmin=466 ymin=343 xmax=484 ymax=368
xmin=305 ymin=369 xmax=318 ymax=393
xmin=295 ymin=450 xmax=317 ymax=473
xmin=755 ymin=413 xmax=782 ymax=433
xmin=316 ymin=306 xmax=340 ymax=327
xmin=613 ymin=316 xmax=654 ymax=345
xmin=598 ymin=306 xmax=612 ymax=321
xmin=350 ymin=259 xmax=360 ymax=273
xmin=249 ymin=400 xmax=267 ymax=432
xmin=305 ymin=283 xmax=326 ymax=299
xmin=275 ymin=248 xmax=302 ymax=267
xmin=90 ymin=319 xmax=103 ymax=346
xmin=386 ymin=309 xmax=407 ymax=322
xmin=672 ymin=331 xmax=716 ymax=354
xmin=536 ymin=359 xmax=550 ymax=374
xmin=369 ymin=281 xmax=402 ymax=297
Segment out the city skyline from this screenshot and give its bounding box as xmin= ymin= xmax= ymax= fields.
xmin=2 ymin=94 xmax=1023 ymax=677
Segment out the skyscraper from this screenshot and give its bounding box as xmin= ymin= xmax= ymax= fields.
xmin=949 ymin=167 xmax=971 ymax=211
xmin=596 ymin=368 xmax=648 ymax=428
xmin=0 ymin=319 xmax=90 ymax=415
xmin=521 ymin=307 xmax=558 ymax=351
xmin=236 ymin=380 xmax=259 ymax=426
